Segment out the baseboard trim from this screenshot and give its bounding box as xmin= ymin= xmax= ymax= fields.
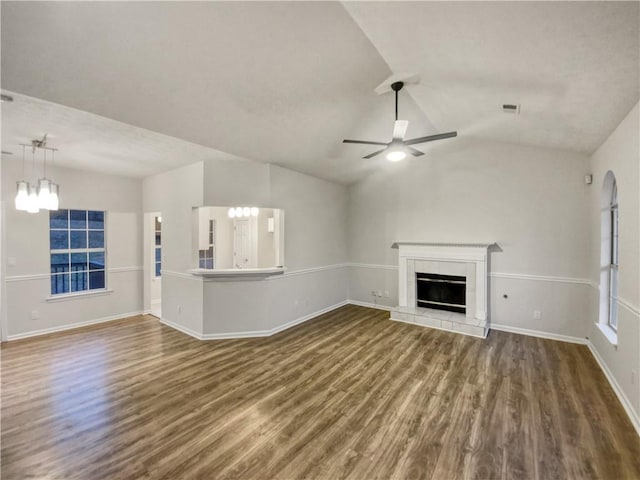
xmin=6 ymin=310 xmax=144 ymax=341
xmin=159 ymin=318 xmax=203 ymax=340
xmin=587 ymin=341 xmax=640 ymax=436
xmin=268 ymin=300 xmax=349 ymax=336
xmin=490 ymin=323 xmax=587 ymax=345
xmin=347 ymin=299 xmax=393 ymax=311
xmin=160 ymin=300 xmax=351 ymax=341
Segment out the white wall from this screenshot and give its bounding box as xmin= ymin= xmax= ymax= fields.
xmin=201 ymin=162 xmax=349 ymax=336
xmin=141 ymin=159 xmax=349 ymax=338
xmin=1 ymin=159 xmax=143 ymax=339
xmin=347 ymin=140 xmax=591 ymax=337
xmin=587 ymin=102 xmax=640 ymax=425
xmin=143 ymin=162 xmax=204 ymax=335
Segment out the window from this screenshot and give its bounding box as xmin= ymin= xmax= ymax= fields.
xmin=50 ymin=209 xmax=106 ymax=295
xmin=598 ymin=171 xmax=619 ymax=343
xmin=199 ymin=220 xmax=215 ymax=269
xmin=155 ymin=216 xmax=162 ymax=277
xmin=608 ymin=181 xmax=619 ymax=330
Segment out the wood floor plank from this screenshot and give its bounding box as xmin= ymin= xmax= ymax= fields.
xmin=2 ymin=305 xmax=639 ymax=479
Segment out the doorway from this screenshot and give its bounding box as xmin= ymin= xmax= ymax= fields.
xmin=144 ymin=211 xmax=162 ymax=318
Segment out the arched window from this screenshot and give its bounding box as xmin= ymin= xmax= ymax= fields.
xmin=599 ymin=171 xmax=619 ymax=336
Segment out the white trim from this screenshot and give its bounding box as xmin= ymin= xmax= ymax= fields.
xmin=490 ymin=323 xmax=588 ymax=345
xmin=348 ymin=263 xmax=398 ymax=271
xmin=159 ymin=317 xmax=203 ymax=340
xmin=347 ymin=299 xmax=393 ymax=311
xmin=588 ymin=282 xmax=640 ymax=317
xmin=161 ymin=269 xmax=202 ymax=281
xmin=595 ymin=322 xmax=618 ymax=346
xmin=6 ymin=310 xmax=144 ymax=341
xmin=46 ymin=288 xmax=114 ymax=302
xmin=489 ymin=272 xmax=591 ymax=285
xmin=200 ymin=301 xmax=349 ymax=340
xmin=109 ymin=266 xmax=143 ymax=273
xmin=280 ymin=263 xmax=349 ymax=278
xmin=587 ymin=341 xmax=640 ymax=436
xmin=347 ymin=263 xmax=595 ymax=286
xmin=4 ymin=273 xmax=50 ymax=282
xmin=5 ymin=266 xmax=143 ymax=283
xmin=618 ymin=297 xmax=640 ymax=317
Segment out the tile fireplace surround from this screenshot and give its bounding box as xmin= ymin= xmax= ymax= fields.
xmin=390 ymin=242 xmax=494 ymax=338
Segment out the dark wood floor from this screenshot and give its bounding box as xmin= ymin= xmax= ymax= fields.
xmin=2 ymin=305 xmax=639 ymax=479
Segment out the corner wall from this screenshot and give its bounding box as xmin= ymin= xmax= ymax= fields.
xmin=142 ymin=159 xmax=349 ymax=338
xmin=347 ymin=140 xmax=591 ymax=339
xmin=1 ymin=160 xmax=143 ymax=339
xmin=587 ymin=102 xmax=640 ymax=428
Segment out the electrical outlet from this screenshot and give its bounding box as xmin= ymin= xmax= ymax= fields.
xmin=533 ymin=310 xmax=541 ymax=320
xmin=31 ymin=310 xmax=39 ymax=320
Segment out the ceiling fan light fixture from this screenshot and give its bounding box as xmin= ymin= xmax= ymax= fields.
xmin=386 ymin=149 xmax=407 ymax=162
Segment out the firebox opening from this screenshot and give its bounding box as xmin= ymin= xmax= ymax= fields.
xmin=416 ymin=272 xmax=466 ymax=314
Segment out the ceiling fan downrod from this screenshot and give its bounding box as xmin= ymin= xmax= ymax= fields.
xmin=391 ymin=81 xmax=404 ymax=121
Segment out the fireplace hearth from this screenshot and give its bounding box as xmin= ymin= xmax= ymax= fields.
xmin=390 ymin=242 xmax=494 ymax=338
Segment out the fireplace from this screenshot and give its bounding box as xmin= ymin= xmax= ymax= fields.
xmin=416 ymin=273 xmax=466 ymax=314
xmin=390 ymin=242 xmax=494 ymax=338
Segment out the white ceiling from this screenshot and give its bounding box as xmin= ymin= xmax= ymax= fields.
xmin=345 ymin=1 xmax=640 ymax=154
xmin=1 ymin=2 xmax=638 ymax=184
xmin=1 ymin=91 xmax=248 ymax=178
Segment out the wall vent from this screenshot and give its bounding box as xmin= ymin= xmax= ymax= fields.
xmin=502 ymin=104 xmax=520 ymax=114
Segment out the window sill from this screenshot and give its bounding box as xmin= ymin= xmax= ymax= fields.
xmin=595 ymin=322 xmax=618 ymax=347
xmin=46 ymin=289 xmax=114 ymax=303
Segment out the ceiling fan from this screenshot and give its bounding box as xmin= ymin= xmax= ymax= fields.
xmin=343 ymin=81 xmax=457 ymax=161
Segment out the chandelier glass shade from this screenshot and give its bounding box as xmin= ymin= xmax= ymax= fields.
xmin=228 ymin=207 xmax=260 ymax=219
xmin=14 ymin=140 xmax=60 ymax=213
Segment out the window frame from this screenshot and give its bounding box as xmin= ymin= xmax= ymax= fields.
xmin=49 ymin=209 xmax=108 ymax=296
xmin=154 ymin=216 xmax=162 ymax=278
xmin=607 ymin=183 xmax=619 ymax=331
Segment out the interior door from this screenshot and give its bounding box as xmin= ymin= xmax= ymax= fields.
xmin=233 ymin=219 xmax=251 ymax=268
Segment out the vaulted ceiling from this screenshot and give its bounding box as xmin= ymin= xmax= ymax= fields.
xmin=1 ymin=1 xmax=638 ymax=184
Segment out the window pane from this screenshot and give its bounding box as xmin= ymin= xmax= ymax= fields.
xmin=88 ymin=211 xmax=104 ymax=229
xmin=51 ymin=253 xmax=69 ymax=273
xmin=155 ymin=233 xmax=161 ymax=246
xmin=89 ymin=252 xmax=105 ymax=270
xmin=50 ymin=230 xmax=69 ymax=250
xmin=70 ymin=230 xmax=87 ymax=249
xmin=155 ymin=262 xmax=161 ymax=277
xmin=89 ymin=270 xmax=105 ymax=290
xmin=51 ymin=273 xmax=69 ymax=294
xmin=199 ymin=259 xmax=206 ymax=268
xmin=50 ymin=209 xmax=68 ymax=229
xmin=155 ymin=217 xmax=161 ymax=230
xmin=70 ymin=271 xmax=88 ymax=292
xmin=88 ymin=230 xmax=105 ymax=248
xmin=70 ymin=210 xmax=87 ymax=229
xmin=155 ymin=247 xmax=161 ymax=262
xmin=205 ymin=259 xmax=213 ymax=269
xmin=70 ymin=253 xmax=88 ymax=271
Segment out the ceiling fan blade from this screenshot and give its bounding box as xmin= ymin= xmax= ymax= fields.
xmin=343 ymin=139 xmax=389 ymax=146
xmin=363 ymin=148 xmax=388 ymax=159
xmin=403 ymin=131 xmax=457 ymax=146
xmin=407 ymin=147 xmax=424 ymax=157
xmin=392 ymin=120 xmax=409 ymax=141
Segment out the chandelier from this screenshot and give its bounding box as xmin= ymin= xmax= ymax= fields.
xmin=15 ymin=134 xmax=59 ymax=213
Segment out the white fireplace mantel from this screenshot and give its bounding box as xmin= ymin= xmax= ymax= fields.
xmin=391 ymin=242 xmax=496 ymax=338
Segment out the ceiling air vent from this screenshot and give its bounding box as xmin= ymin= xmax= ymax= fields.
xmin=502 ymin=104 xmax=520 ymax=114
